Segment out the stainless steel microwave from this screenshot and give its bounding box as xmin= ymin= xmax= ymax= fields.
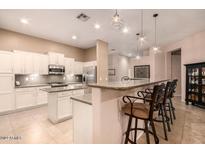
xmin=48 ymin=64 xmax=65 ymax=75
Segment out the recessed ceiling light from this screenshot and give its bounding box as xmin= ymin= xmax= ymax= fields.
xmin=122 ymin=27 xmax=128 ymax=33
xmin=72 ymin=35 xmax=77 ymax=40
xmin=94 ymin=24 xmax=100 ymax=29
xmin=20 ymin=18 xmax=29 ymax=24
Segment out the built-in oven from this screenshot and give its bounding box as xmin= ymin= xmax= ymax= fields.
xmin=48 ymin=64 xmax=65 ymax=75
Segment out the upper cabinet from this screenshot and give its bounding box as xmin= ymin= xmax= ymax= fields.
xmin=48 ymin=52 xmax=64 ymax=65
xmin=64 ymin=58 xmax=75 ymax=75
xmin=0 ymin=50 xmax=13 ymax=74
xmin=13 ymin=50 xmax=49 ymax=75
xmin=74 ymin=61 xmax=83 ymax=74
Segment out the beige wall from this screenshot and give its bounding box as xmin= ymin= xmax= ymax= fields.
xmin=163 ymin=30 xmax=205 ymax=101
xmin=128 ymin=50 xmax=165 ymax=82
xmin=108 ymin=53 xmax=129 ymax=82
xmin=96 ymin=40 xmax=108 ymax=83
xmin=0 ymin=28 xmax=85 ymax=61
xmin=84 ymin=46 xmax=96 ymax=62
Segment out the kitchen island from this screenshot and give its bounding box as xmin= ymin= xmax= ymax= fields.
xmin=42 ymin=85 xmax=86 ymax=124
xmin=72 ymin=79 xmax=168 ymax=144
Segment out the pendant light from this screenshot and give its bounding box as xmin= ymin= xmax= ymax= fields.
xmin=112 ymin=9 xmax=124 ymax=30
xmin=152 ymin=13 xmax=160 ymax=53
xmin=136 ymin=33 xmax=141 ymax=60
xmin=139 ymin=10 xmax=146 ymax=45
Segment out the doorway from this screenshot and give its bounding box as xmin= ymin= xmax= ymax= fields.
xmin=170 ymin=49 xmax=181 ymax=96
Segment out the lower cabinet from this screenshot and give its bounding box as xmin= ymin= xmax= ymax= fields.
xmin=15 ymin=88 xmax=36 ymax=109
xmin=36 ymin=87 xmax=49 ymax=105
xmin=0 ymin=93 xmax=15 ymax=113
xmin=48 ymin=89 xmax=84 ymax=124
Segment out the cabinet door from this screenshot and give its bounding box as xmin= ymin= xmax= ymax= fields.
xmin=0 ymin=74 xmax=14 ymax=93
xmin=15 ymin=89 xmax=36 ymax=109
xmin=74 ymin=61 xmax=83 ymax=74
xmin=58 ymin=54 xmax=64 ymax=65
xmin=0 ymin=93 xmax=15 ymax=112
xmin=57 ymin=96 xmax=72 ymax=119
xmin=36 ymin=86 xmax=49 ymax=105
xmin=24 ymin=53 xmax=34 ymax=74
xmin=40 ymin=55 xmax=48 ymax=75
xmin=48 ymin=52 xmax=57 ymax=65
xmin=13 ymin=51 xmax=24 ymax=74
xmin=0 ymin=51 xmax=13 ymax=74
xmin=33 ymin=53 xmax=41 ymax=74
xmin=64 ymin=58 xmax=75 ymax=75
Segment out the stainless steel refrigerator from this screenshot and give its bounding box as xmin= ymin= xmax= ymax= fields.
xmin=82 ymin=66 xmax=97 ymax=84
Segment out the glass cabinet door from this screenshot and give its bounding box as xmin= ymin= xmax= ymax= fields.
xmin=187 ymin=67 xmax=199 ymax=102
xmin=201 ymin=67 xmax=205 ymax=104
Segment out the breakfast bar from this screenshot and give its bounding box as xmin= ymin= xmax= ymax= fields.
xmin=71 ymin=79 xmax=168 ymax=144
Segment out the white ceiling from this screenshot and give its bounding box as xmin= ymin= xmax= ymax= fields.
xmin=0 ymin=9 xmax=205 ymax=56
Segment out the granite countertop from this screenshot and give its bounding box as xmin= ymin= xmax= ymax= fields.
xmin=70 ymin=94 xmax=92 ymax=105
xmin=88 ymin=79 xmax=169 ymax=90
xmin=15 ymin=82 xmax=83 ymax=88
xmin=41 ymin=85 xmax=86 ymax=93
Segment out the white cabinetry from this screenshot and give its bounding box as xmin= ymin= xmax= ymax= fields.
xmin=13 ymin=50 xmax=48 ymax=75
xmin=48 ymin=89 xmax=84 ymax=124
xmin=13 ymin=51 xmax=24 ymax=74
xmin=24 ymin=52 xmax=33 ymax=74
xmin=48 ymin=52 xmax=64 ymax=65
xmin=0 ymin=74 xmax=15 ymax=112
xmin=74 ymin=61 xmax=83 ymax=74
xmin=64 ymin=58 xmax=75 ymax=75
xmin=36 ymin=86 xmax=49 ymax=105
xmin=0 ymin=51 xmax=13 ymax=74
xmin=40 ymin=55 xmax=49 ymax=74
xmin=15 ymin=88 xmax=36 ymax=109
xmin=83 ymin=61 xmax=97 ymax=67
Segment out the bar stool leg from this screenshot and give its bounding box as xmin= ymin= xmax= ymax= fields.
xmin=163 ymin=105 xmax=171 ymax=132
xmin=144 ymin=120 xmax=150 ymax=144
xmin=160 ymin=104 xmax=168 ymax=140
xmin=168 ymin=102 xmax=173 ymax=125
xmin=134 ymin=118 xmax=138 ymax=143
xmin=124 ymin=116 xmax=133 ymax=144
xmin=150 ymin=120 xmax=159 ymax=144
xmin=169 ymin=98 xmax=176 ymax=120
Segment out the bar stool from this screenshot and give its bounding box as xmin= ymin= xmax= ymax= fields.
xmin=122 ymin=84 xmax=165 ymax=144
xmin=169 ymin=79 xmax=178 ymax=120
xmin=137 ymin=82 xmax=172 ymax=140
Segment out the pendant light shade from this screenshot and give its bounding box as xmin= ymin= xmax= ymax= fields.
xmin=152 ymin=13 xmax=161 ymax=54
xmin=112 ymin=9 xmax=124 ymax=30
xmin=136 ymin=33 xmax=141 ymax=59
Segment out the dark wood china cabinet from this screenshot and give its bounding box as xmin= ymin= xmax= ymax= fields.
xmin=185 ymin=62 xmax=205 ymax=108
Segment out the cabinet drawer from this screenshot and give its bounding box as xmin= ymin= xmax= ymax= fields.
xmin=58 ymin=91 xmax=73 ymax=97
xmin=73 ymin=89 xmax=84 ymax=95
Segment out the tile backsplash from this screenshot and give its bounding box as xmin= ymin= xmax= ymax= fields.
xmin=15 ymin=74 xmax=82 ymax=86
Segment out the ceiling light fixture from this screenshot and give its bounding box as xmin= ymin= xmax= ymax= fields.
xmin=94 ymin=23 xmax=100 ymax=29
xmin=20 ymin=18 xmax=29 ymax=24
xmin=152 ymin=13 xmax=161 ymax=54
xmin=112 ymin=9 xmax=124 ymax=30
xmin=72 ymin=35 xmax=77 ymax=40
xmin=139 ymin=10 xmax=146 ymax=46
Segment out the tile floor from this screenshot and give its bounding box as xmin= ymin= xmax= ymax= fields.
xmin=138 ymin=97 xmax=205 ymax=144
xmin=0 ymin=96 xmax=205 ymax=144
